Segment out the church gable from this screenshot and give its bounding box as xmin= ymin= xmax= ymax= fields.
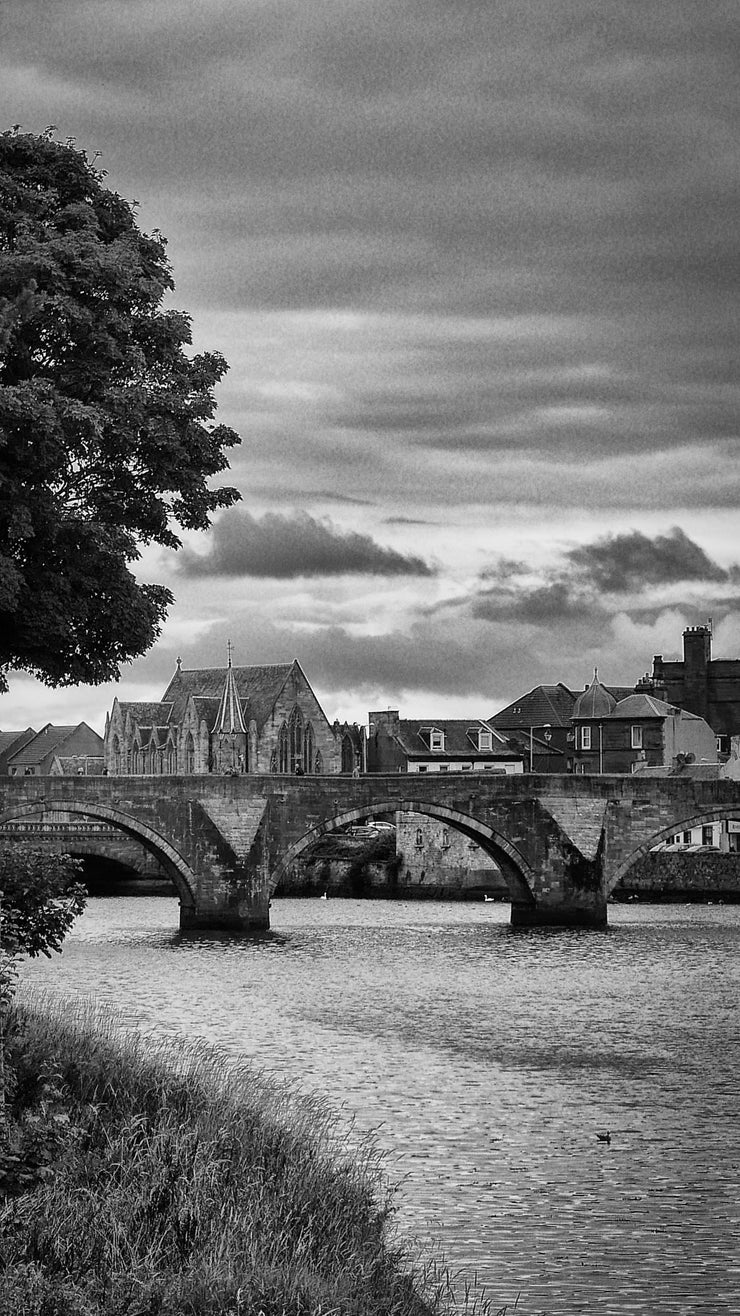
xmin=106 ymin=657 xmax=340 ymax=776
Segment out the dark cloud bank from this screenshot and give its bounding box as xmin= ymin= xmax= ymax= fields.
xmin=178 ymin=510 xmax=434 ymax=579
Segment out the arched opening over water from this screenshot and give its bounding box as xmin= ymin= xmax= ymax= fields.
xmin=609 ymin=806 xmax=740 ymax=899
xmin=270 ymin=798 xmax=537 ymax=908
xmin=0 ymin=801 xmax=196 ymax=917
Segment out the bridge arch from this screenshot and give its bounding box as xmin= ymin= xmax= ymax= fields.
xmin=609 ymin=804 xmax=740 ymax=893
xmin=270 ymin=798 xmax=537 ymax=906
xmin=0 ymin=800 xmax=198 ymax=916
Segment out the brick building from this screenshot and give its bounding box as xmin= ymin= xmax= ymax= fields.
xmin=105 ymin=657 xmax=342 ymax=776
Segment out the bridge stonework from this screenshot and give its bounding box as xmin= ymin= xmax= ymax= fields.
xmin=0 ymin=774 xmax=738 ymax=932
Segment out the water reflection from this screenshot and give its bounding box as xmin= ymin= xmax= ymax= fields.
xmin=20 ymin=897 xmax=740 ymax=1315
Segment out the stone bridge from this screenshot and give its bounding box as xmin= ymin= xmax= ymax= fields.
xmin=1 ymin=773 xmax=739 ymax=931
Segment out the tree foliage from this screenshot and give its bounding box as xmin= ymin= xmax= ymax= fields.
xmin=0 ymin=846 xmax=86 ymax=959
xmin=0 ymin=128 xmax=240 ymax=692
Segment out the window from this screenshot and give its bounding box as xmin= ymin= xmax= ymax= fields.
xmin=479 ymin=730 xmax=492 ymax=751
xmin=185 ymin=734 xmax=195 ymax=774
xmin=417 ymin=765 xmax=428 ymax=773
xmin=683 ymin=830 xmax=691 ymax=844
xmin=289 ymin=706 xmax=304 ymax=771
xmin=702 ymin=825 xmax=714 ymax=846
xmin=415 ymin=828 xmax=423 ymax=847
xmin=631 ymin=725 xmax=643 ymax=749
xmin=581 ymin=727 xmax=591 ymax=750
xmin=429 ymin=729 xmax=444 ymax=751
xmin=441 ymin=828 xmax=450 ymax=848
xmin=303 ymin=722 xmax=314 ymax=773
xmin=278 ymin=722 xmax=289 ymax=773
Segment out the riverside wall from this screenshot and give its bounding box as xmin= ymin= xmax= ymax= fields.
xmin=613 ymin=851 xmax=740 ymax=902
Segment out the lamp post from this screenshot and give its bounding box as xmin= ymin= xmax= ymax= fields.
xmin=529 ymin=724 xmax=552 ymax=772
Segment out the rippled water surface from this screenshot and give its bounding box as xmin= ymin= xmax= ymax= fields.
xmin=20 ymin=897 xmax=740 ymax=1314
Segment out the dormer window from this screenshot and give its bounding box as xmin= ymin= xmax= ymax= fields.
xmin=429 ymin=728 xmax=444 ymax=751
xmin=479 ymin=730 xmax=492 ymax=751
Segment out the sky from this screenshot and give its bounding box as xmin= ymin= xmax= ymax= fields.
xmin=1 ymin=1 xmax=739 ymax=734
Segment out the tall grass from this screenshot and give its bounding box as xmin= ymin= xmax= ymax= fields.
xmin=0 ymin=991 xmax=501 ymax=1316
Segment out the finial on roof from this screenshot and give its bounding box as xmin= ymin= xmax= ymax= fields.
xmin=227 ymin=638 xmax=233 ymax=669
xmin=176 ymin=656 xmax=182 ymax=672
xmin=594 ymin=666 xmax=598 ymax=679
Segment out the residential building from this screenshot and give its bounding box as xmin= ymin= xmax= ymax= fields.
xmin=4 ymin=723 xmax=104 ymax=776
xmin=570 ymin=671 xmax=717 ymax=774
xmin=489 ymin=681 xmax=633 ymax=772
xmin=366 ymin=710 xmax=524 ymax=774
xmin=105 ymin=657 xmax=342 ymax=775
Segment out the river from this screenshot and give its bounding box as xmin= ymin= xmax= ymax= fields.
xmin=19 ymin=896 xmax=740 ymax=1315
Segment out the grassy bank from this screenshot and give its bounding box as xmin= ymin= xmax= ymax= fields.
xmin=0 ymin=993 xmax=491 ymax=1316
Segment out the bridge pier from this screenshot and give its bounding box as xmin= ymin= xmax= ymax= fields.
xmin=510 ymin=891 xmax=608 ymax=929
xmin=179 ymin=895 xmax=270 ymax=934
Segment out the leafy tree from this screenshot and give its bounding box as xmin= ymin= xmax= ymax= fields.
xmin=0 ymin=127 xmax=240 ymax=692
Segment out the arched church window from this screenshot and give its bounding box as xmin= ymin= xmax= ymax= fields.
xmin=314 ymin=750 xmax=323 ymax=775
xmin=185 ymin=733 xmax=195 ymax=774
xmin=278 ymin=722 xmax=289 ymax=773
xmin=167 ymin=745 xmax=176 ymax=774
xmin=341 ymin=734 xmax=354 ymax=774
xmin=303 ymin=722 xmax=314 ymax=773
xmin=270 ymin=748 xmax=278 ymax=773
xmin=289 ymin=707 xmax=303 ymax=771
xmin=111 ymin=734 xmax=121 ymax=774
xmin=132 ymin=745 xmax=141 ymax=774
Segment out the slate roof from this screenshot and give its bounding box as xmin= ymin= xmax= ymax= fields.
xmin=610 ymin=693 xmax=702 ymax=721
xmin=162 ymin=663 xmax=296 ymax=732
xmin=490 ymin=684 xmax=577 ymax=729
xmin=119 ymin=702 xmax=175 ymax=727
xmin=7 ymin=724 xmax=79 ymax=767
xmin=395 ymin=718 xmax=520 ymax=760
xmin=0 ymin=729 xmax=35 ymax=760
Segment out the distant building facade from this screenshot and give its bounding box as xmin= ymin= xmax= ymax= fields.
xmin=366 ymin=710 xmax=524 ymax=774
xmin=105 ymin=658 xmax=344 ymax=775
xmin=395 ymin=810 xmax=508 ymax=896
xmin=638 ymin=624 xmax=740 ymax=753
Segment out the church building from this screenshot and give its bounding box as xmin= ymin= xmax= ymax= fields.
xmin=105 ymin=656 xmax=341 ymax=776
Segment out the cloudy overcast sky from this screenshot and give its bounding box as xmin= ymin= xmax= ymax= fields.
xmin=2 ymin=1 xmax=739 ymax=732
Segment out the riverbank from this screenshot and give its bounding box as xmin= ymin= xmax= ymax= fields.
xmin=1 ymin=993 xmax=483 ymax=1316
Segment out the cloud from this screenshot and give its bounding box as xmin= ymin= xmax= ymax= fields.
xmin=472 ymin=581 xmax=601 ymax=625
xmin=566 ymin=527 xmax=729 ymax=593
xmin=177 ymin=509 xmax=435 ymax=579
xmin=469 ymin=527 xmax=736 ymax=634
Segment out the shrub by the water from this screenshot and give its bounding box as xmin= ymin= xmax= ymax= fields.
xmin=0 ymin=993 xmax=495 ymax=1316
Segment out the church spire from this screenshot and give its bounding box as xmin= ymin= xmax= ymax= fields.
xmin=215 ymin=643 xmax=246 ymax=734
